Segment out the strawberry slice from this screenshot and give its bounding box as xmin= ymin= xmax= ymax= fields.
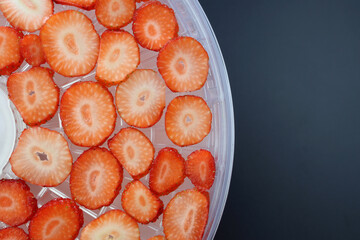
xmin=149 ymin=147 xmax=185 ymax=196
xmin=0 ymin=179 xmax=37 ymax=227
xmin=121 ymin=180 xmax=163 ymax=224
xmin=70 ymin=147 xmax=123 ymax=210
xmin=54 ymin=0 xmax=96 ymax=10
xmin=115 ymin=69 xmax=165 ymax=128
xmin=80 ymin=210 xmax=140 ymax=240
xmin=9 ymin=127 xmax=73 ymax=187
xmin=20 ymin=34 xmax=46 ymax=67
xmin=157 ymin=37 xmax=209 ymax=92
xmin=29 ymin=198 xmax=83 ymax=240
xmin=132 ymin=1 xmax=178 ymax=51
xmin=0 ymin=227 xmax=29 ymax=240
xmin=0 ymin=0 xmax=53 ymax=32
xmin=0 ymin=27 xmax=23 ymax=76
xmin=40 ymin=10 xmax=100 ymax=77
xmin=163 ymin=189 xmax=209 ymax=240
xmin=165 ymin=95 xmax=212 ymax=147
xmin=60 ymin=81 xmax=117 ymax=147
xmin=7 ymin=67 xmax=59 ymax=126
xmin=148 ymin=236 xmax=166 ymax=240
xmin=95 ymin=30 xmax=140 ymax=86
xmin=108 ymin=127 xmax=155 ymax=179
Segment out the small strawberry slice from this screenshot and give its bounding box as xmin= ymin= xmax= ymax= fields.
xmin=20 ymin=34 xmax=46 ymax=67
xmin=132 ymin=1 xmax=178 ymax=51
xmin=0 ymin=227 xmax=29 ymax=240
xmin=60 ymin=81 xmax=116 ymax=147
xmin=108 ymin=127 xmax=155 ymax=179
xmin=122 ymin=180 xmax=163 ymax=224
xmin=149 ymin=147 xmax=185 ymax=196
xmin=40 ymin=10 xmax=100 ymax=77
xmin=163 ymin=189 xmax=209 ymax=240
xmin=148 ymin=236 xmax=166 ymax=240
xmin=80 ymin=210 xmax=140 ymax=240
xmin=165 ymin=95 xmax=212 ymax=147
xmin=54 ymin=0 xmax=96 ymax=10
xmin=0 ymin=179 xmax=37 ymax=227
xmin=29 ymin=198 xmax=83 ymax=240
xmin=157 ymin=37 xmax=209 ymax=92
xmin=9 ymin=127 xmax=73 ymax=187
xmin=0 ymin=27 xmax=23 ymax=76
xmin=115 ymin=69 xmax=165 ymax=128
xmin=95 ymin=30 xmax=139 ymax=86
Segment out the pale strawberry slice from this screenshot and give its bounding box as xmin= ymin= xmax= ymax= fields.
xmin=7 ymin=67 xmax=59 ymax=126
xmin=29 ymin=198 xmax=83 ymax=240
xmin=157 ymin=37 xmax=209 ymax=92
xmin=122 ymin=180 xmax=163 ymax=224
xmin=95 ymin=30 xmax=139 ymax=86
xmin=0 ymin=179 xmax=37 ymax=227
xmin=80 ymin=210 xmax=140 ymax=240
xmin=0 ymin=27 xmax=23 ymax=76
xmin=132 ymin=1 xmax=178 ymax=51
xmin=149 ymin=147 xmax=185 ymax=196
xmin=108 ymin=127 xmax=154 ymax=179
xmin=163 ymin=189 xmax=209 ymax=240
xmin=70 ymin=147 xmax=123 ymax=210
xmin=165 ymin=95 xmax=212 ymax=146
xmin=9 ymin=127 xmax=73 ymax=187
xmin=0 ymin=227 xmax=29 ymax=240
xmin=40 ymin=10 xmax=100 ymax=77
xmin=0 ymin=0 xmax=53 ymax=32
xmin=60 ymin=81 xmax=117 ymax=147
xmin=115 ymin=69 xmax=165 ymax=128
xmin=54 ymin=0 xmax=96 ymax=10
xmin=148 ymin=236 xmax=166 ymax=240
xmin=20 ymin=34 xmax=46 ymax=67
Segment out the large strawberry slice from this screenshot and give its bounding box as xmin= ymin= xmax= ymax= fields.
xmin=148 ymin=236 xmax=166 ymax=240
xmin=108 ymin=127 xmax=154 ymax=179
xmin=70 ymin=147 xmax=123 ymax=210
xmin=0 ymin=27 xmax=23 ymax=76
xmin=0 ymin=227 xmax=29 ymax=240
xmin=165 ymin=95 xmax=212 ymax=147
xmin=9 ymin=127 xmax=73 ymax=187
xmin=7 ymin=67 xmax=59 ymax=126
xmin=40 ymin=10 xmax=100 ymax=77
xmin=0 ymin=179 xmax=37 ymax=227
xmin=115 ymin=69 xmax=165 ymax=128
xmin=80 ymin=210 xmax=140 ymax=240
xmin=157 ymin=37 xmax=209 ymax=92
xmin=54 ymin=0 xmax=96 ymax=10
xmin=163 ymin=189 xmax=209 ymax=240
xmin=20 ymin=34 xmax=46 ymax=67
xmin=95 ymin=30 xmax=139 ymax=86
xmin=60 ymin=81 xmax=116 ymax=147
xmin=149 ymin=147 xmax=185 ymax=196
xmin=29 ymin=198 xmax=83 ymax=240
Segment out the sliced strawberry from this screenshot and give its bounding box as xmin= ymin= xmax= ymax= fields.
xmin=186 ymin=149 xmax=215 ymax=190
xmin=7 ymin=67 xmax=59 ymax=126
xmin=29 ymin=198 xmax=83 ymax=240
xmin=54 ymin=0 xmax=96 ymax=10
xmin=132 ymin=1 xmax=178 ymax=51
xmin=148 ymin=236 xmax=166 ymax=240
xmin=0 ymin=27 xmax=23 ymax=76
xmin=40 ymin=10 xmax=100 ymax=77
xmin=108 ymin=127 xmax=154 ymax=179
xmin=0 ymin=227 xmax=29 ymax=240
xmin=80 ymin=210 xmax=140 ymax=240
xmin=163 ymin=189 xmax=209 ymax=240
xmin=0 ymin=179 xmax=37 ymax=227
xmin=60 ymin=81 xmax=116 ymax=147
xmin=95 ymin=30 xmax=140 ymax=86
xmin=157 ymin=37 xmax=209 ymax=92
xmin=115 ymin=69 xmax=165 ymax=128
xmin=165 ymin=95 xmax=212 ymax=147
xmin=20 ymin=34 xmax=46 ymax=67
xmin=149 ymin=147 xmax=185 ymax=196
xmin=9 ymin=127 xmax=73 ymax=187
xmin=70 ymin=147 xmax=123 ymax=210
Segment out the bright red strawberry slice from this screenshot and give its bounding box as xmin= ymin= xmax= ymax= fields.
xmin=29 ymin=198 xmax=83 ymax=240
xmin=60 ymin=81 xmax=116 ymax=147
xmin=108 ymin=127 xmax=154 ymax=179
xmin=165 ymin=95 xmax=212 ymax=147
xmin=122 ymin=180 xmax=163 ymax=224
xmin=157 ymin=37 xmax=209 ymax=92
xmin=115 ymin=69 xmax=165 ymax=128
xmin=9 ymin=127 xmax=73 ymax=187
xmin=40 ymin=10 xmax=100 ymax=77
xmin=7 ymin=67 xmax=59 ymax=126
xmin=0 ymin=27 xmax=23 ymax=76
xmin=80 ymin=210 xmax=140 ymax=240
xmin=163 ymin=189 xmax=209 ymax=240
xmin=0 ymin=227 xmax=29 ymax=240
xmin=95 ymin=30 xmax=139 ymax=86
xmin=54 ymin=0 xmax=96 ymax=10
xmin=148 ymin=236 xmax=166 ymax=240
xmin=132 ymin=1 xmax=178 ymax=51
xmin=20 ymin=34 xmax=46 ymax=67
xmin=70 ymin=147 xmax=123 ymax=210
xmin=149 ymin=147 xmax=185 ymax=196
xmin=0 ymin=179 xmax=37 ymax=227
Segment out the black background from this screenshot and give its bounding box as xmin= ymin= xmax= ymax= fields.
xmin=199 ymin=0 xmax=360 ymax=239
